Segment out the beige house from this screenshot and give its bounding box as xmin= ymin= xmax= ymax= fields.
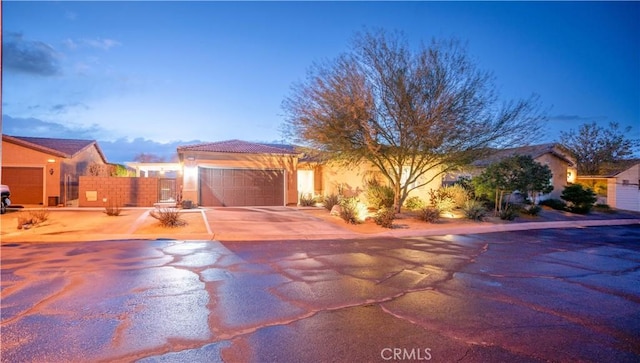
xmin=177 ymin=140 xmax=300 ymax=207
xmin=1 ymin=135 xmax=108 ymax=206
xmin=578 ymin=160 xmax=640 ymax=212
xmin=445 ymin=143 xmax=576 ymax=200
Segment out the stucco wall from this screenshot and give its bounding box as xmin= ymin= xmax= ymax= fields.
xmin=79 ymin=176 xmax=159 ymax=207
xmin=318 ymin=161 xmax=443 ymax=206
xmin=534 ymin=153 xmax=569 ymax=199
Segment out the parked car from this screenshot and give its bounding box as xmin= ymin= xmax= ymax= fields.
xmin=1 ymin=184 xmax=11 ymax=214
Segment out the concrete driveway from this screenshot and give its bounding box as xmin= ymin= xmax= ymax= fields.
xmin=1 ymin=225 xmax=639 ymax=362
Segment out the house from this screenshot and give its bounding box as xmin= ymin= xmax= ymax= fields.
xmin=1 ymin=135 xmax=108 ymax=206
xmin=176 ymin=139 xmax=444 ymax=208
xmin=445 ymin=143 xmax=576 ymax=200
xmin=177 ymin=140 xmax=300 ymax=207
xmin=578 ymin=160 xmax=640 ymax=212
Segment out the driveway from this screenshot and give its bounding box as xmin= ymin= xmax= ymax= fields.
xmin=1 ymin=225 xmax=639 ymax=362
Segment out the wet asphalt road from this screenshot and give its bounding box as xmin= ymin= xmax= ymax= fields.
xmin=1 ymin=226 xmax=639 ymax=362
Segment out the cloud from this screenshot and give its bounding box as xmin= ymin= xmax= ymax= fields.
xmin=99 ymin=138 xmax=202 ymax=164
xmin=2 ymin=114 xmax=100 ymax=139
xmin=82 ymin=38 xmax=122 ymax=50
xmin=3 ymin=33 xmax=61 ymax=76
xmin=2 ymin=114 xmax=202 ymax=163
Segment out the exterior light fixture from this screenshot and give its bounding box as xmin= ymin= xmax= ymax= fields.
xmin=49 ymin=168 xmax=54 ymax=175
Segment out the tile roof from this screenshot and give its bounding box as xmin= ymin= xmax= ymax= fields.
xmin=3 ymin=135 xmax=108 ymax=162
xmin=177 ymin=139 xmax=299 ymax=155
xmin=472 ymin=143 xmax=575 ymax=167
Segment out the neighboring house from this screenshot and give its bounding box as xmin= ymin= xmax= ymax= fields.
xmin=1 ymin=135 xmax=108 ymax=206
xmin=578 ymin=160 xmax=640 ymax=212
xmin=445 ymin=143 xmax=576 ymax=200
xmin=177 ymin=140 xmax=300 ymax=207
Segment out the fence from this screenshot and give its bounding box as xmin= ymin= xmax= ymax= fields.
xmin=79 ymin=176 xmax=177 ymax=207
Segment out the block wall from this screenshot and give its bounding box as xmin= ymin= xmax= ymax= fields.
xmin=79 ymin=176 xmax=160 ymax=207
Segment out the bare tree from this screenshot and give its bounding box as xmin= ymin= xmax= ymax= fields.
xmin=559 ymin=121 xmax=639 ymax=175
xmin=282 ymin=29 xmax=545 ymax=211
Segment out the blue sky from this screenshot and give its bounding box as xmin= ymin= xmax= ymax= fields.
xmin=2 ymin=1 xmax=639 ymax=163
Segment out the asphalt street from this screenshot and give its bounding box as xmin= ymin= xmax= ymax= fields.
xmin=1 ymin=225 xmax=639 ymax=362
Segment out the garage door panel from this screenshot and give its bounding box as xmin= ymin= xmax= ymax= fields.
xmin=1 ymin=167 xmax=44 ymax=205
xmin=199 ymin=168 xmax=284 ymax=207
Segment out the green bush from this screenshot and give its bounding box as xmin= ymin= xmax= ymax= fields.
xmin=462 ymin=200 xmax=486 ymax=221
xmin=150 ymin=208 xmax=187 ymax=228
xmin=339 ymin=197 xmax=361 ymax=224
xmin=323 ymin=194 xmax=340 ymax=211
xmin=499 ymin=205 xmax=519 ymax=221
xmin=404 ymin=196 xmax=425 ymax=211
xmin=374 ymin=207 xmax=395 ymax=228
xmin=299 ymin=193 xmax=316 ymax=207
xmin=364 ymin=178 xmax=395 ymax=209
xmin=416 ymin=207 xmax=440 ymax=223
xmin=561 ymin=184 xmax=597 ymax=214
xmin=539 ymin=198 xmax=566 ymax=210
xmin=594 ymin=203 xmax=615 ymax=214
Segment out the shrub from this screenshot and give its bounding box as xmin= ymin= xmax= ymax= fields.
xmin=16 ymin=209 xmax=50 ymax=229
xmin=104 ymin=201 xmax=122 ymax=216
xmin=339 ymin=197 xmax=362 ymax=224
xmin=561 ymin=184 xmax=597 ymax=214
xmin=594 ymin=203 xmax=615 ymax=214
xmin=299 ymin=193 xmax=316 ymax=207
xmin=462 ymin=200 xmax=486 ymax=221
xmin=364 ymin=178 xmax=395 ymax=209
xmin=521 ymin=204 xmax=542 ymax=216
xmin=428 ymin=188 xmax=456 ymax=212
xmin=404 ymin=196 xmax=425 ymax=211
xmin=374 ymin=207 xmax=395 ymax=228
xmin=149 ymin=208 xmax=187 ymax=228
xmin=499 ymin=205 xmax=519 ymax=221
xmin=323 ymin=194 xmax=340 ymax=211
xmin=539 ymin=198 xmax=566 ymax=211
xmin=416 ymin=207 xmax=440 ymax=223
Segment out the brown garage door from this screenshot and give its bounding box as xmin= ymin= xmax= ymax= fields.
xmin=199 ymin=168 xmax=285 ymax=207
xmin=1 ymin=167 xmax=44 ymax=205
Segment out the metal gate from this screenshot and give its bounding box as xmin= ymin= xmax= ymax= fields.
xmin=158 ymin=178 xmax=177 ymax=202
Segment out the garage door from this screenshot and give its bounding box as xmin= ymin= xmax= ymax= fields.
xmin=1 ymin=167 xmax=44 ymax=205
xmin=199 ymin=168 xmax=285 ymax=207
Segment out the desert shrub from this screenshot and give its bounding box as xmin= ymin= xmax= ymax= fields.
xmin=499 ymin=205 xmax=519 ymax=220
xmin=323 ymin=194 xmax=340 ymax=211
xmin=104 ymin=201 xmax=122 ymax=216
xmin=416 ymin=207 xmax=440 ymax=223
xmin=403 ymin=196 xmax=425 ymax=211
xmin=374 ymin=207 xmax=395 ymax=228
xmin=428 ymin=188 xmax=456 ymax=212
xmin=339 ymin=197 xmax=362 ymax=224
xmin=594 ymin=203 xmax=615 ymax=214
xmin=561 ymin=184 xmax=597 ymax=214
xmin=364 ymin=178 xmax=394 ymax=209
xmin=16 ymin=209 xmax=50 ymax=229
xmin=150 ymin=208 xmax=187 ymax=228
xmin=539 ymin=198 xmax=566 ymax=210
xmin=462 ymin=200 xmax=487 ymax=221
xmin=447 ymin=184 xmax=471 ymax=208
xmin=521 ymin=204 xmax=542 ymax=216
xmin=299 ymin=193 xmax=316 ymax=207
